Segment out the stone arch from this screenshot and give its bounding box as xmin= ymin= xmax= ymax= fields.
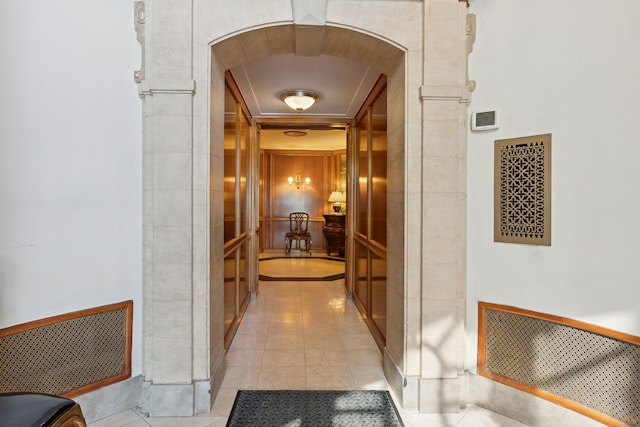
xmin=211 ymin=25 xmax=404 ymax=75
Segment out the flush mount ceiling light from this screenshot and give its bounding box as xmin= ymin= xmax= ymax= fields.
xmin=283 ymin=130 xmax=307 ymax=137
xmin=280 ymin=90 xmax=319 ymax=112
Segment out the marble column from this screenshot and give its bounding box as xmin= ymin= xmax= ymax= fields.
xmin=417 ymin=0 xmax=473 ymax=413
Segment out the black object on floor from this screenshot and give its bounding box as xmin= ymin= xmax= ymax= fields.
xmin=0 ymin=392 xmax=87 ymax=427
xmin=226 ymin=390 xmax=404 ymax=427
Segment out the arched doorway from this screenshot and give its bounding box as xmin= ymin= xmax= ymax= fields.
xmin=211 ymin=21 xmax=405 ymax=404
xmin=140 ymin=1 xmax=471 ymax=416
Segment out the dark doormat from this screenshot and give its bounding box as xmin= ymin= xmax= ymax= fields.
xmin=226 ymin=390 xmax=404 ymax=427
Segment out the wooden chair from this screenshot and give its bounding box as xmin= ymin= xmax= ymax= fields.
xmin=285 ymin=212 xmax=312 ymax=255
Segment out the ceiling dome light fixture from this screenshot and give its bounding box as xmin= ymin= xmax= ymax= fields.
xmin=283 ymin=130 xmax=307 ymax=137
xmin=280 ymin=90 xmax=319 ymax=112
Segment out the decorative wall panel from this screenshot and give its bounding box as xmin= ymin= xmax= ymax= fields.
xmin=0 ymin=301 xmax=132 ymax=398
xmin=494 ymin=133 xmax=551 ymax=245
xmin=478 ymin=302 xmax=640 ymax=427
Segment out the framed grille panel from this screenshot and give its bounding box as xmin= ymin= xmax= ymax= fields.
xmin=478 ymin=302 xmax=640 ymax=427
xmin=494 ymin=133 xmax=551 ymax=245
xmin=0 ymin=300 xmax=132 ymax=398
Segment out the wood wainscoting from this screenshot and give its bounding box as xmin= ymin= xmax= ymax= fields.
xmin=260 ymin=149 xmax=345 ymax=253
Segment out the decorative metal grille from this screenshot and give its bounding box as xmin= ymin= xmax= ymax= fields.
xmin=0 ymin=301 xmax=132 ymax=397
xmin=494 ymin=133 xmax=551 ymax=245
xmin=480 ymin=304 xmax=640 ymax=426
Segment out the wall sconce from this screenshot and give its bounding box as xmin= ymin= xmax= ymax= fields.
xmin=280 ymin=90 xmax=319 ymax=112
xmin=288 ymin=172 xmax=310 ymax=189
xmin=328 ymin=191 xmax=346 ymax=213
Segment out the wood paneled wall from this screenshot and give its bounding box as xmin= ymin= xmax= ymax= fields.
xmin=352 ymin=78 xmax=387 ymax=347
xmin=260 ymin=150 xmax=344 ymax=251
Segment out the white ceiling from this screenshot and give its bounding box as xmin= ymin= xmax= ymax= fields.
xmin=230 ymin=53 xmax=381 ymax=119
xmin=230 ymin=53 xmax=379 ymax=150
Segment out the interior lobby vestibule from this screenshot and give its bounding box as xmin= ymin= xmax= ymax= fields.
xmin=224 ymin=68 xmax=391 ymax=350
xmin=217 ymin=33 xmax=406 ymax=410
xmin=139 ymin=0 xmax=471 ymax=417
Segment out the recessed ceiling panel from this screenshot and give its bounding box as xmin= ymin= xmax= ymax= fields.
xmin=230 ymin=53 xmax=380 ymax=118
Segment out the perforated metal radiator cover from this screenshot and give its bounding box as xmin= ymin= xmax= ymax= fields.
xmin=0 ymin=301 xmax=132 ymax=397
xmin=480 ymin=303 xmax=639 ymax=426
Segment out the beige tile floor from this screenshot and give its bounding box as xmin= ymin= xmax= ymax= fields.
xmin=89 ymin=258 xmax=529 ymax=427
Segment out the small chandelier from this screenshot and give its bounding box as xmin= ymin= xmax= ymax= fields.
xmin=280 ymin=90 xmax=319 ymax=112
xmin=288 ymin=171 xmax=310 ymax=189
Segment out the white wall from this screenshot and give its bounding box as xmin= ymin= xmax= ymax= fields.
xmin=0 ymin=1 xmax=143 ymax=374
xmin=466 ymin=0 xmax=640 ymax=370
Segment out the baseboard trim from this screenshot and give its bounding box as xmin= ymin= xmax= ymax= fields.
xmin=208 ymin=350 xmax=227 ymax=413
xmin=384 ymin=349 xmax=419 ymax=411
xmin=466 ymin=373 xmax=605 ymax=427
xmin=73 ymin=375 xmax=142 ymax=424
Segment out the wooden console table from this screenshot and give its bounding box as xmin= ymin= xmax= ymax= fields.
xmin=323 ymin=213 xmax=345 ymax=257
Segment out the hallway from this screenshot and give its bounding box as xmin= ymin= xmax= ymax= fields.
xmin=88 ymin=260 xmax=529 ymax=426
